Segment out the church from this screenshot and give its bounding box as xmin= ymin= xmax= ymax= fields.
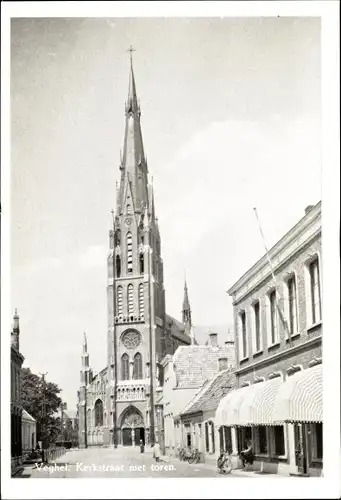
xmin=77 ymin=52 xmax=194 ymax=448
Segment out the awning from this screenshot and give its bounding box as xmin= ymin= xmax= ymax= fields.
xmin=238 ymin=377 xmax=283 ymax=426
xmin=273 ymin=364 xmax=322 ymax=423
xmin=215 ymin=387 xmax=245 ymax=428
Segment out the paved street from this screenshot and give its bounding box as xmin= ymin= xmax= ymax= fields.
xmin=26 ymin=446 xmax=229 ymax=479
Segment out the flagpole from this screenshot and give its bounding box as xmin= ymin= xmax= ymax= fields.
xmin=253 ymin=208 xmax=291 ymax=345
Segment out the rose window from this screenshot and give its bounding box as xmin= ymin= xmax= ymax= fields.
xmin=122 ymin=330 xmax=141 ymax=349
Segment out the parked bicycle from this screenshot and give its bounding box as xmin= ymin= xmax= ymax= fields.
xmin=217 ymin=451 xmax=232 ymax=474
xmin=188 ymin=448 xmax=201 ymax=464
xmin=179 ymin=448 xmax=187 ymax=461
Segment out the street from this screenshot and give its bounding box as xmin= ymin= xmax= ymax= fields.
xmin=27 ymin=446 xmax=228 ymax=479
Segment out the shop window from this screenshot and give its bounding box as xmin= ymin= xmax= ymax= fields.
xmin=273 ymin=426 xmax=285 ymax=456
xmin=313 ymin=423 xmax=323 ymax=459
xmin=205 ymin=422 xmax=209 ymax=452
xmin=257 ymin=426 xmax=268 ymax=454
xmin=210 ymin=421 xmax=215 ymax=453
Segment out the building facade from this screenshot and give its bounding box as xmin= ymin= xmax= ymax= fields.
xmin=22 ymin=410 xmax=37 ymax=453
xmin=11 ymin=309 xmax=25 ymax=466
xmin=162 ymin=332 xmax=235 ymax=457
xmin=78 ymin=55 xmax=191 ymax=449
xmin=215 ymin=202 xmax=322 ymax=476
xmin=178 ymin=361 xmax=236 ymax=464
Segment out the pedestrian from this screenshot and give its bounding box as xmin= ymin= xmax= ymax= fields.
xmin=139 ymin=439 xmax=144 ymax=454
xmin=239 ymin=439 xmax=254 ymax=468
xmin=153 ymin=440 xmax=161 ymax=462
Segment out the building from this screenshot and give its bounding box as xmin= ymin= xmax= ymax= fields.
xmin=62 ymin=409 xmax=79 ymax=447
xmin=161 ymin=332 xmax=235 ymax=457
xmin=215 ymin=202 xmax=322 ymax=476
xmin=11 ymin=309 xmax=25 ymax=466
xmin=77 ymin=53 xmax=191 ymax=449
xmin=22 ymin=410 xmax=37 ymax=453
xmin=178 ymin=361 xmax=236 ymax=464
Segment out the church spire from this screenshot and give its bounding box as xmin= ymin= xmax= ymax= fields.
xmin=11 ymin=308 xmax=20 ymax=350
xmin=182 ymin=274 xmax=192 ymax=336
xmin=119 ymin=47 xmax=148 ymax=214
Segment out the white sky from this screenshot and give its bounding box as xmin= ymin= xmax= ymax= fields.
xmin=10 ymin=17 xmax=321 ymax=409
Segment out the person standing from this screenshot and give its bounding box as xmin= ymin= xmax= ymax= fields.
xmin=139 ymin=439 xmax=145 ymax=454
xmin=153 ymin=440 xmax=161 ymax=462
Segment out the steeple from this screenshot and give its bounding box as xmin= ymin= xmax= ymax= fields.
xmin=80 ymin=331 xmax=91 ymax=386
xmin=11 ymin=308 xmax=20 ymax=350
xmin=118 ymin=47 xmax=149 ymax=215
xmin=182 ymin=275 xmax=192 ymax=336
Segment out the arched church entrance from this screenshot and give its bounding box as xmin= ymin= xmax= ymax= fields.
xmin=120 ymin=406 xmax=145 ymax=446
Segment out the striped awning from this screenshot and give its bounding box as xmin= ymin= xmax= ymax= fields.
xmin=238 ymin=377 xmax=283 ymax=426
xmin=215 ymin=386 xmax=246 ymax=428
xmin=273 ymin=364 xmax=323 ymax=423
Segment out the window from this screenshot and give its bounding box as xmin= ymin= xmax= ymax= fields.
xmin=273 ymin=426 xmax=285 ymax=456
xmin=138 ymin=284 xmax=144 ymax=317
xmin=309 ymin=259 xmax=322 ymax=324
xmin=288 ymin=275 xmax=298 ymax=335
xmin=126 ymin=204 xmax=131 ymax=215
xmin=269 ymin=290 xmax=279 ymax=345
xmin=240 ymin=311 xmax=248 ymax=359
xmin=313 ymin=423 xmax=323 ymax=459
xmin=126 ymin=232 xmax=133 ymax=274
xmin=121 ymin=353 xmax=129 ymax=380
xmin=205 ymin=422 xmax=209 ymax=452
xmin=210 ymin=421 xmax=215 ymax=453
xmin=115 ymin=255 xmax=121 ymax=278
xmin=253 ymin=301 xmax=261 ymax=352
xmin=117 ymin=286 xmax=123 ymax=316
xmin=220 ymin=426 xmax=232 ymax=454
xmin=94 ymin=399 xmax=104 ymax=427
xmin=139 ymin=252 xmax=144 ymax=275
xmin=133 ymin=353 xmax=143 ymax=379
xmin=127 ymin=284 xmax=134 ymax=316
xmin=257 ymin=426 xmax=268 ymax=454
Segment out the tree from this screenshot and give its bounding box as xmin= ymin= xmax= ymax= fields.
xmin=21 ymin=368 xmax=62 ymax=445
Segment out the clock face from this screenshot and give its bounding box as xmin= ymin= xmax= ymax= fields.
xmin=125 ymin=218 xmax=132 ymax=226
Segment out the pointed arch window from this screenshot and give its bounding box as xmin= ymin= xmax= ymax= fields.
xmin=94 ymin=399 xmax=103 ymax=427
xmin=127 ymin=232 xmax=133 ymax=274
xmin=121 ymin=353 xmax=129 ymax=380
xmin=116 ymin=255 xmax=121 ymax=278
xmin=139 ymin=284 xmax=144 ymax=317
xmin=127 ymin=284 xmax=134 ymax=315
xmin=133 ymin=352 xmax=143 ymax=380
xmin=117 ymin=286 xmax=123 ymax=316
xmin=139 ymin=251 xmax=144 ymax=275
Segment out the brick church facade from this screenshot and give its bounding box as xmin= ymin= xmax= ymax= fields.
xmin=77 ymin=54 xmax=191 ymax=448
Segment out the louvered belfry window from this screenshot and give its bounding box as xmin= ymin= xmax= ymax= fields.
xmin=128 ymin=284 xmax=134 ymax=315
xmin=127 ymin=232 xmax=133 ymax=273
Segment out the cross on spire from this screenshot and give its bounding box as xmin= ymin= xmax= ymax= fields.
xmin=127 ymin=45 xmax=136 ymax=64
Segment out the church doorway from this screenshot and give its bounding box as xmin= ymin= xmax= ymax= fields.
xmin=122 ymin=428 xmax=133 ymax=446
xmin=119 ymin=406 xmax=145 ymax=446
xmin=135 ymin=427 xmax=145 ymax=445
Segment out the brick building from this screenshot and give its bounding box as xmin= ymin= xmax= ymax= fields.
xmin=77 ymin=53 xmax=191 ymax=449
xmin=215 ymin=202 xmax=322 ymax=476
xmin=11 ymin=309 xmax=25 ymax=466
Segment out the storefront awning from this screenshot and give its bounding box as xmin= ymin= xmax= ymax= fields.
xmin=238 ymin=377 xmax=283 ymax=426
xmin=215 ymin=387 xmax=245 ymax=428
xmin=273 ymin=364 xmax=323 ymax=424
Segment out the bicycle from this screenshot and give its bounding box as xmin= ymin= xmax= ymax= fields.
xmin=217 ymin=452 xmax=232 ymax=474
xmin=188 ymin=448 xmax=201 ymax=464
xmin=179 ymin=448 xmax=187 ymax=461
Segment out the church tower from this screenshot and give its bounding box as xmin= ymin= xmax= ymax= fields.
xmin=106 ymin=49 xmax=166 ymax=447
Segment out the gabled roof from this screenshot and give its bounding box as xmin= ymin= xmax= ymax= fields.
xmin=173 ymin=344 xmax=230 ymax=389
xmin=165 ymin=314 xmax=191 ymax=344
xmin=180 ymin=369 xmax=236 ymax=416
xmin=22 ymin=409 xmax=36 ymax=423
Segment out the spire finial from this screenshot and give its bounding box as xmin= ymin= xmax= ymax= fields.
xmin=110 ymin=208 xmax=115 ymax=228
xmin=127 ymin=45 xmax=136 ymax=65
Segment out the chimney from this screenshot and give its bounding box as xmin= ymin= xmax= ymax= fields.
xmin=218 ymin=357 xmax=228 ymax=371
xmin=305 ymin=205 xmax=314 ymax=215
xmin=209 ymin=332 xmax=218 ymax=347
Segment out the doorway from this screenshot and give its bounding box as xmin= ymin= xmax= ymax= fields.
xmin=294 ymin=423 xmax=309 ymax=475
xmin=135 ymin=427 xmax=145 ymax=445
xmin=122 ymin=428 xmax=132 ymax=446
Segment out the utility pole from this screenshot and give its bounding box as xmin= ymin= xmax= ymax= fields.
xmin=39 ymin=372 xmax=48 ymax=463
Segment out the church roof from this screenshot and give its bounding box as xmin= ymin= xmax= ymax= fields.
xmin=165 ymin=314 xmax=191 ymax=344
xmin=172 ymin=344 xmax=230 ymax=389
xmin=179 ymin=368 xmax=236 ymax=416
